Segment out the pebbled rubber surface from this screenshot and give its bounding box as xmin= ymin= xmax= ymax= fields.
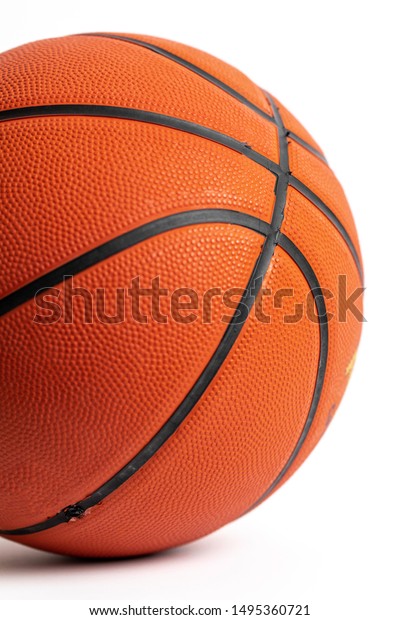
xmin=0 ymin=116 xmax=276 ymax=299
xmin=3 ymin=247 xmax=322 ymax=557
xmin=0 ymin=224 xmax=263 ymax=532
xmin=0 ymin=33 xmax=363 ymax=557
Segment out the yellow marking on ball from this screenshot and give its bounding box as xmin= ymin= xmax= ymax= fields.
xmin=346 ymin=351 xmax=357 ymax=377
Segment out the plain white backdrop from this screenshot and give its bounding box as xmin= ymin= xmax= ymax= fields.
xmin=0 ymin=1 xmax=399 ymax=618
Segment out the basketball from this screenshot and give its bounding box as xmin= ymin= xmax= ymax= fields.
xmin=0 ymin=33 xmax=363 ymax=558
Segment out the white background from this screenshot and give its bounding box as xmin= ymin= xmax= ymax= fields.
xmin=1 ymin=1 xmax=399 ymax=618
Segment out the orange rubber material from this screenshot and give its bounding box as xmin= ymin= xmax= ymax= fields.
xmin=0 ymin=117 xmax=276 ymax=299
xmin=0 ymin=33 xmax=363 ymax=557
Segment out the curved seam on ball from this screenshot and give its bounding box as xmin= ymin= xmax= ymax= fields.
xmin=79 ymin=32 xmax=328 ymax=165
xmin=0 ymin=104 xmax=361 ymax=277
xmin=0 ymin=209 xmax=271 ymax=536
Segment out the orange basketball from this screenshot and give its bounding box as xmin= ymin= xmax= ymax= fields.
xmin=0 ymin=33 xmax=363 ymax=558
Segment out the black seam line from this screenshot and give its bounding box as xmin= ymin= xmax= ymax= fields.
xmin=287 ymin=132 xmax=328 ymax=165
xmin=262 ymin=92 xmax=289 ymax=250
xmin=0 ymin=105 xmax=363 ymax=287
xmin=0 ymin=97 xmax=290 ymax=538
xmin=244 ymin=234 xmax=329 ymax=512
xmin=80 ymin=32 xmax=276 ymax=124
xmin=0 ymin=91 xmax=290 ymax=537
xmin=0 ymin=98 xmax=341 ymax=536
xmin=0 ymin=232 xmax=328 ymax=538
xmin=80 ymin=33 xmax=327 ymax=165
xmin=0 ymin=210 xmax=271 ymax=318
xmin=289 ymin=177 xmax=363 ymax=282
xmin=0 ymin=210 xmax=277 ymax=537
xmin=264 ymin=91 xmax=290 ymax=177
xmin=241 ymin=92 xmax=327 ymax=515
xmin=262 ymin=92 xmax=329 ymax=176
xmin=0 ymin=104 xmax=281 ymax=177
xmin=235 ymin=91 xmax=307 ymax=516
